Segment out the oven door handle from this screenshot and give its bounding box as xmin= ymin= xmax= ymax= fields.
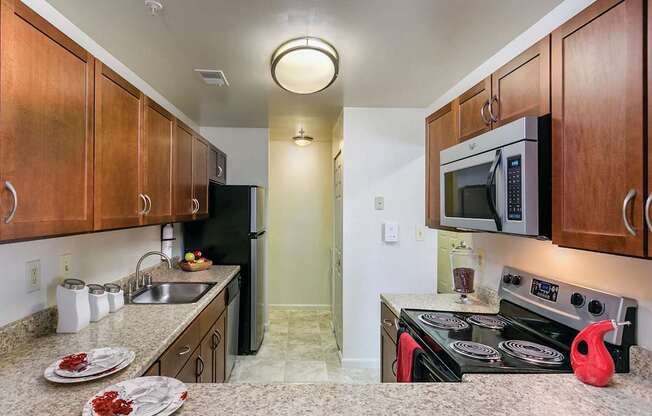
xmin=486 ymin=149 xmax=502 ymax=231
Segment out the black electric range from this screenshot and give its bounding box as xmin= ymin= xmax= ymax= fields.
xmin=398 ymin=267 xmax=637 ymax=382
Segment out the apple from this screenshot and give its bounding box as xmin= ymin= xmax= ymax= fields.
xmin=196 ymin=258 xmax=204 ymax=263
xmin=184 ymin=252 xmax=195 ymax=262
xmin=193 ymin=250 xmax=202 ymax=258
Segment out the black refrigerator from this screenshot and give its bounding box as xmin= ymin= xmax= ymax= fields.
xmin=183 ymin=184 xmax=265 ymax=354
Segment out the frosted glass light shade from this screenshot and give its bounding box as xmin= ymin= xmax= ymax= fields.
xmin=271 ymin=37 xmax=339 ymax=94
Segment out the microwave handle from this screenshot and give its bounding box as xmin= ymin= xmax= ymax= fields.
xmin=486 ymin=149 xmax=502 ymax=231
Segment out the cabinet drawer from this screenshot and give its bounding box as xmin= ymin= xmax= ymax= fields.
xmin=380 ymin=303 xmax=399 ymax=344
xmin=160 ymin=318 xmax=200 ymax=377
xmin=199 ymin=289 xmax=226 ymax=335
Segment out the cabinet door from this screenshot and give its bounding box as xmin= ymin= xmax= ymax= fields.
xmin=94 ymin=62 xmax=143 ymax=230
xmin=199 ymin=333 xmax=214 ymax=383
xmin=551 ymin=0 xmax=644 ymax=257
xmin=425 ymin=103 xmax=458 ymax=228
xmin=0 ymin=1 xmax=94 ymax=241
xmin=175 ymin=348 xmax=202 ymax=384
xmin=212 ymin=312 xmax=226 ymax=383
xmin=173 ymin=122 xmax=194 ymax=221
xmin=380 ymin=329 xmax=397 ymax=383
xmin=192 ymin=136 xmax=209 ymax=217
xmin=142 ymin=97 xmax=173 ymax=225
xmin=456 ymin=77 xmax=491 ymax=142
xmin=491 ymin=36 xmax=550 ymax=128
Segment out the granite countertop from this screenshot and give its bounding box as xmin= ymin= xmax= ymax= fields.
xmin=380 ymin=291 xmax=498 ymax=317
xmin=175 ymin=348 xmax=651 ymax=415
xmin=0 ymin=265 xmax=240 ymax=415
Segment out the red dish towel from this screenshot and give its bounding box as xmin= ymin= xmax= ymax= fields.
xmin=396 ymin=332 xmax=421 ymax=382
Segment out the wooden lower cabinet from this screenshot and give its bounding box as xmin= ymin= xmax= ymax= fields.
xmin=157 ymin=288 xmax=227 ymax=384
xmin=381 ymin=328 xmax=397 ymax=383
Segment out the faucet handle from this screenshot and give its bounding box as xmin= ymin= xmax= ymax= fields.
xmin=143 ymin=272 xmax=153 ymax=287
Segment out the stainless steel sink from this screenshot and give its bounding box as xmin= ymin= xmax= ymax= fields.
xmin=128 ymin=282 xmax=215 ymax=304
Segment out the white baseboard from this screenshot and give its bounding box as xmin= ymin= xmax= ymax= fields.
xmin=341 ymin=357 xmax=380 ymax=369
xmin=268 ymin=304 xmax=331 ymax=311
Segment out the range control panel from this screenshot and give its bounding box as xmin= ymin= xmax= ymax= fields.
xmin=506 ymin=156 xmax=522 ymax=221
xmin=498 ymin=266 xmax=637 ymax=346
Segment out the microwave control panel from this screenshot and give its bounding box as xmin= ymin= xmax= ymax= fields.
xmin=507 ymin=155 xmax=522 ymax=221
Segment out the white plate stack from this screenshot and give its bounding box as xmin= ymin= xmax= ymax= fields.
xmin=82 ymin=376 xmax=188 ymax=416
xmin=44 ymin=347 xmax=135 ymax=384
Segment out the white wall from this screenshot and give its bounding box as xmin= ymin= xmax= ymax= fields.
xmin=0 ymin=227 xmax=167 ymax=327
xmin=199 ymin=127 xmax=269 ymax=187
xmin=342 ymin=107 xmax=437 ymax=368
xmin=267 ymin=141 xmax=333 ymax=308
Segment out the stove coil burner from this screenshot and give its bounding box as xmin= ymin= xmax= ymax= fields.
xmin=449 ymin=341 xmax=501 ymax=361
xmin=418 ymin=313 xmax=469 ymax=331
xmin=498 ymin=340 xmax=565 ymax=366
xmin=466 ymin=315 xmax=508 ymax=330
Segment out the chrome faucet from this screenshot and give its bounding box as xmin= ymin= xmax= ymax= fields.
xmin=127 ymin=251 xmax=172 ymax=296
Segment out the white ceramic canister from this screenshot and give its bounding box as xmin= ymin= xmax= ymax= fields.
xmin=104 ymin=283 xmax=124 ymax=313
xmin=56 ymin=278 xmax=91 ymax=333
xmin=88 ymin=284 xmax=110 ymax=322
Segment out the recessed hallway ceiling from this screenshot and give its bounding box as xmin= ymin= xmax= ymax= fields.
xmin=45 ymin=0 xmax=562 ymax=141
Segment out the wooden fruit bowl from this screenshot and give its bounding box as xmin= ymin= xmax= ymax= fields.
xmin=179 ymin=258 xmax=213 ymax=272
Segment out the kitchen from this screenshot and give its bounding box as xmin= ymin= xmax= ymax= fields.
xmin=0 ymin=0 xmax=650 ymax=414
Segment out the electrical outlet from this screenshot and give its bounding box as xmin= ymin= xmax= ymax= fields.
xmin=415 ymin=225 xmax=425 ymax=241
xmin=374 ymin=196 xmax=384 ymax=210
xmin=26 ymin=260 xmax=41 ymax=293
xmin=59 ymin=254 xmax=72 ymax=278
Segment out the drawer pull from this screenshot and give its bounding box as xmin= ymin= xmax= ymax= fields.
xmin=382 ymin=319 xmax=394 ymax=328
xmin=177 ymin=345 xmax=191 ymax=356
xmin=391 ymin=359 xmax=398 ymax=376
xmin=212 ymin=329 xmax=222 ymax=350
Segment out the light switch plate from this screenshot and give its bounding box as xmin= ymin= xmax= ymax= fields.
xmin=383 ymin=222 xmax=399 ymax=242
xmin=26 ymin=260 xmax=41 ymax=293
xmin=415 ymin=225 xmax=425 ymax=241
xmin=59 ymin=254 xmax=72 ymax=278
xmin=374 ymin=196 xmax=384 ymax=211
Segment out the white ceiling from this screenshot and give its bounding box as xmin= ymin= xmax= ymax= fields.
xmin=45 ymin=0 xmax=562 ymax=142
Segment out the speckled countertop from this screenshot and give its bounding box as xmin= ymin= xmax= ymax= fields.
xmin=380 ymin=291 xmax=498 ymax=317
xmin=175 ymin=348 xmax=651 ymax=415
xmin=0 ymin=265 xmax=240 ymax=415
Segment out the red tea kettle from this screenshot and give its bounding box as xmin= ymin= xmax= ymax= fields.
xmin=570 ymin=320 xmax=630 ymax=387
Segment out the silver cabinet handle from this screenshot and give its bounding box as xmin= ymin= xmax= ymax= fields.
xmin=622 ymin=189 xmax=637 ymax=236
xmin=645 ymin=193 xmax=652 ymax=232
xmin=191 ymin=198 xmax=199 ymax=214
xmin=144 ymin=194 xmax=152 ymax=214
xmin=488 ymin=95 xmax=499 ymax=122
xmin=391 ymin=359 xmax=398 ymax=377
xmin=177 ymin=345 xmax=191 ymax=356
xmin=480 ymin=99 xmax=491 ymax=125
xmin=4 ymin=181 xmax=17 ymax=224
xmin=196 ymin=199 xmax=200 ymax=213
xmin=382 ymin=319 xmax=393 ymax=327
xmin=139 ymin=194 xmax=147 ymax=215
xmin=196 ymin=355 xmax=205 ymax=379
xmin=217 ymin=165 xmax=223 ymax=177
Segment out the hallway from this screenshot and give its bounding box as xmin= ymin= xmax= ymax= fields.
xmin=229 ymin=309 xmax=378 ymax=383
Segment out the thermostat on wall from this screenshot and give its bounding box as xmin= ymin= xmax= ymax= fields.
xmin=383 ymin=222 xmax=399 ymax=243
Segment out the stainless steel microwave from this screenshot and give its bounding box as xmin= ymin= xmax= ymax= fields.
xmin=439 ymin=116 xmax=551 ymax=238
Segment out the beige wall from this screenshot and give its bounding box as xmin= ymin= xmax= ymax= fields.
xmin=268 ymin=140 xmax=333 ymax=307
xmin=469 ymin=233 xmax=652 ymax=349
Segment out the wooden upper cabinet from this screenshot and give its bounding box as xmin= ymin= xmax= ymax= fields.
xmin=491 ymin=36 xmax=550 ymax=128
xmin=0 ymin=1 xmax=94 ymax=241
xmin=455 ymin=77 xmax=491 ymax=142
xmin=143 ymin=97 xmax=174 ymax=225
xmin=425 ymin=103 xmax=458 ymax=228
xmin=94 ymin=62 xmax=143 ymax=230
xmin=174 ymin=122 xmax=195 ymax=221
xmin=552 ymin=0 xmax=645 ymax=257
xmin=192 ymin=136 xmax=209 ymax=217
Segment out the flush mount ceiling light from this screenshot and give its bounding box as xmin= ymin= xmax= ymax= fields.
xmin=293 ymin=129 xmax=314 ymax=146
xmin=271 ymin=37 xmax=339 ymax=94
xmin=144 ymin=0 xmax=163 ymax=16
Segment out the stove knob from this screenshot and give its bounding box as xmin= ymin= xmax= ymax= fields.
xmin=511 ymin=275 xmax=522 ymax=286
xmin=502 ymin=274 xmax=513 ymax=284
xmin=570 ymin=293 xmax=585 ymax=308
xmin=588 ymin=300 xmax=604 ymax=316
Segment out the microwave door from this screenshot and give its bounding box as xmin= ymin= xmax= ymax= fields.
xmin=440 ymin=149 xmax=504 ymax=232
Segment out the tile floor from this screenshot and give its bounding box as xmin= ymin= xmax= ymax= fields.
xmin=228 ymin=309 xmax=379 ymax=384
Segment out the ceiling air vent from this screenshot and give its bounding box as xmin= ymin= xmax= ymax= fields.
xmin=194 ymin=69 xmax=229 ymax=86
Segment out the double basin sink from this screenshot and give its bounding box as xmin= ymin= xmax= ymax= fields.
xmin=127 ymin=282 xmax=215 ymax=304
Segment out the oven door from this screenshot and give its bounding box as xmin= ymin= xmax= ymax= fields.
xmin=440 ymin=140 xmax=538 ymax=235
